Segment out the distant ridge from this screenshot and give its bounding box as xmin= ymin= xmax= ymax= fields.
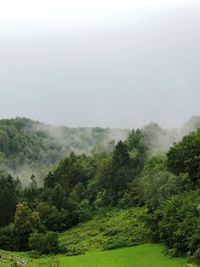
xmin=0 ymin=116 xmax=199 ymax=184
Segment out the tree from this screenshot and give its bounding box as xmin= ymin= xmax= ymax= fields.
xmin=0 ymin=174 xmax=18 ymax=227
xmin=111 ymin=141 xmax=133 ymax=202
xmin=29 ymin=231 xmax=59 ymax=254
xmin=112 ymin=141 xmax=130 ymax=170
xmin=50 ymin=184 xmax=67 ymax=210
xmin=159 ymin=190 xmax=200 ymax=258
xmin=141 ymin=155 xmax=181 ymax=211
xmin=13 ymin=202 xmax=42 ymax=251
xmin=0 ymin=224 xmax=14 ymax=250
xmin=36 ymin=202 xmax=72 ymax=232
xmin=167 ymin=129 xmax=200 ymax=187
xmin=126 ymin=129 xmax=147 ymax=173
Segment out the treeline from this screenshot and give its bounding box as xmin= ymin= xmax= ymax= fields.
xmin=0 ymin=116 xmax=199 ymax=185
xmin=146 ymin=129 xmax=200 ymax=265
xmin=0 ymin=117 xmax=128 ymax=184
xmin=0 ymin=119 xmax=199 ymax=264
xmin=0 ymin=117 xmax=128 ymax=167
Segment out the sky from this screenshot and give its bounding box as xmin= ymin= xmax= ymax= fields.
xmin=0 ymin=0 xmax=200 ymax=129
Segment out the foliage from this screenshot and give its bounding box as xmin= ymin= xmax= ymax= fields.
xmin=59 ymin=208 xmax=150 ymax=253
xmin=159 ymin=190 xmax=200 ymax=259
xmin=0 ymin=224 xmax=14 ymax=251
xmin=12 ymin=202 xmax=42 ymax=251
xmin=29 ymin=232 xmax=60 ymax=254
xmin=145 ymin=129 xmax=200 ymax=264
xmin=0 ymin=174 xmax=19 ymax=227
xmin=0 ymin=118 xmax=199 ymax=266
xmin=141 ymin=155 xmax=181 ymax=211
xmin=0 ymin=117 xmax=129 ymax=184
xmin=167 ymin=129 xmax=200 ymax=186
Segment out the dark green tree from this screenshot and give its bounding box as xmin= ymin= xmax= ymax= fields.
xmin=167 ymin=129 xmax=200 ymax=186
xmin=13 ymin=202 xmax=42 ymax=251
xmin=0 ymin=174 xmax=18 ymax=227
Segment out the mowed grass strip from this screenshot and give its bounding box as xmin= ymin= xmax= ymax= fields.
xmin=58 ymin=244 xmax=186 ymax=267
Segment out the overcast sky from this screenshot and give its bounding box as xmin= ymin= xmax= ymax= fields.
xmin=0 ymin=0 xmax=200 ymax=129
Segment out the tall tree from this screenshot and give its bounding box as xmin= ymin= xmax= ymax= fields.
xmin=167 ymin=129 xmax=200 ymax=186
xmin=0 ymin=174 xmax=18 ymax=227
xmin=13 ymin=202 xmax=42 ymax=251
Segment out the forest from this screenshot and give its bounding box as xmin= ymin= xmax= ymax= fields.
xmin=0 ymin=116 xmax=200 ymax=266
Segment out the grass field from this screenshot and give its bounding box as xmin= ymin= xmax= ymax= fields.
xmin=58 ymin=244 xmax=186 ymax=267
xmin=0 ymin=244 xmax=186 ymax=267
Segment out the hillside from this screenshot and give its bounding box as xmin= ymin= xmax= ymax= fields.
xmin=59 ymin=208 xmax=150 ymax=254
xmin=0 ymin=117 xmax=129 ymax=184
xmin=0 ymin=117 xmax=200 ymax=266
xmin=0 ymin=116 xmax=199 ymax=185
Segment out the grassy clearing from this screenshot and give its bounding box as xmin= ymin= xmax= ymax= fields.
xmin=58 ymin=244 xmax=186 ymax=267
xmin=59 ymin=208 xmax=150 ymax=254
xmin=0 ymin=244 xmax=186 ymax=267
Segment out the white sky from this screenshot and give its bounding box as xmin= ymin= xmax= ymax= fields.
xmin=0 ymin=0 xmax=199 ymax=31
xmin=0 ymin=0 xmax=200 ymax=129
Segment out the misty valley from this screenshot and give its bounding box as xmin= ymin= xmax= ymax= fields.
xmin=1 ymin=0 xmax=200 ymax=265
xmin=0 ymin=116 xmax=199 ymax=267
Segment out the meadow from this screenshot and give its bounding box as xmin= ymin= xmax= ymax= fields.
xmin=58 ymin=244 xmax=186 ymax=267
xmin=0 ymin=244 xmax=186 ymax=267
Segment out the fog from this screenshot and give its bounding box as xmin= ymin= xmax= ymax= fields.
xmin=0 ymin=0 xmax=200 ymax=129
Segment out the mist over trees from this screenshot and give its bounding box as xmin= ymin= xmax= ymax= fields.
xmin=0 ymin=116 xmax=199 ymax=186
xmin=0 ymin=116 xmax=199 ymax=262
xmin=0 ymin=117 xmax=129 ymax=185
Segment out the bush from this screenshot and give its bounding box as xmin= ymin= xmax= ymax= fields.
xmin=0 ymin=224 xmax=13 ymax=250
xmin=159 ymin=189 xmax=200 ymax=257
xmin=189 ymin=248 xmax=200 ymax=266
xmin=29 ymin=231 xmax=59 ymax=254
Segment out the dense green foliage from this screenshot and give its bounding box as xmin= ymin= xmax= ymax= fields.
xmin=0 ymin=127 xmax=149 ymax=253
xmin=167 ymin=129 xmax=200 ymax=186
xmin=29 ymin=232 xmax=60 ymax=255
xmin=0 ymin=174 xmax=20 ymax=227
xmin=145 ymin=128 xmax=200 ymax=264
xmin=0 ymin=117 xmax=128 ymax=184
xmin=159 ymin=190 xmax=200 ymax=257
xmin=59 ymin=208 xmax=150 ymax=254
xmin=0 ymin=116 xmax=199 ymax=266
xmin=0 ymin=116 xmax=198 ymax=185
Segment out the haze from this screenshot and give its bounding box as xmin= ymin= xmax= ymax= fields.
xmin=0 ymin=0 xmax=200 ymax=128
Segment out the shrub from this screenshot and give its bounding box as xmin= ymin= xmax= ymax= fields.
xmin=29 ymin=231 xmax=59 ymax=254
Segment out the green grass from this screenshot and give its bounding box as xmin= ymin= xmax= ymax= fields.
xmin=58 ymin=244 xmax=186 ymax=267
xmin=59 ymin=208 xmax=150 ymax=254
xmin=0 ymin=244 xmax=186 ymax=267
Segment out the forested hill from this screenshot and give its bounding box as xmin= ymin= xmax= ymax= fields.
xmin=0 ymin=118 xmax=129 ymax=184
xmin=0 ymin=116 xmax=200 ymax=265
xmin=0 ymin=116 xmax=199 ymax=185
